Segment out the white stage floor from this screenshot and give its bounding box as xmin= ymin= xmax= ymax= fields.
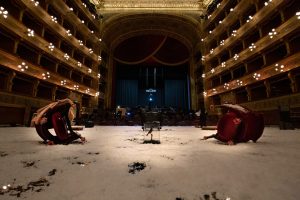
xmin=0 ymin=126 xmax=300 ymax=200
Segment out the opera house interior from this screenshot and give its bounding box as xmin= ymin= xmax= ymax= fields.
xmin=0 ymin=0 xmax=300 ymax=128
xmin=1 ymin=1 xmax=300 ymax=200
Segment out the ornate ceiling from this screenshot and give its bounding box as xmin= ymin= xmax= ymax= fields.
xmin=90 ymin=0 xmax=213 ymax=11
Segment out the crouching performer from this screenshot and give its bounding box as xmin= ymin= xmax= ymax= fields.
xmin=31 ymin=98 xmax=86 ymax=145
xmin=203 ymin=104 xmax=264 ymax=145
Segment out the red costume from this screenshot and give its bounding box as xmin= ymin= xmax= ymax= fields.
xmin=31 ymin=99 xmax=82 ymax=144
xmin=206 ymin=104 xmax=264 ymax=144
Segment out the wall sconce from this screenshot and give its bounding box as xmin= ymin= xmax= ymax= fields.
xmin=253 ymin=73 xmax=261 ymax=80
xmin=88 ymin=69 xmax=92 ymax=73
xmin=264 ymin=0 xmax=272 ymax=6
xmin=211 ymin=68 xmax=215 ymax=74
xmin=201 ymin=56 xmax=205 ymax=61
xmin=246 ymin=16 xmax=253 ymax=23
xmin=77 ymin=62 xmax=82 ymax=67
xmin=78 ymin=40 xmax=83 ymax=46
xmin=98 ymin=56 xmax=102 ymax=61
xmin=89 ymin=48 xmax=93 ymax=54
xmin=231 ymin=30 xmax=237 ymax=37
xmin=42 ymin=72 xmax=50 ymax=79
xmin=297 ymin=12 xmax=300 ymax=19
xmin=66 ymin=30 xmax=72 ymax=36
xmin=48 ymin=43 xmax=55 ymax=51
xmin=92 ymin=14 xmax=96 ymax=19
xmin=73 ymin=85 xmax=79 ymax=90
xmin=268 ymin=28 xmax=277 ymax=38
xmin=220 ymin=40 xmax=225 ymax=46
xmin=51 ymin=16 xmax=58 ymax=23
xmin=85 ymin=88 xmax=90 ymax=94
xmin=203 ymin=91 xmax=207 ymax=97
xmin=236 ymin=80 xmax=243 ymax=86
xmin=224 ymin=83 xmax=230 ymax=90
xmin=210 ymin=49 xmax=214 ymax=54
xmin=202 ymin=73 xmax=206 ymax=78
xmin=30 ymin=0 xmax=39 ymax=6
xmin=274 ymin=63 xmax=284 ymax=72
xmin=64 ymin=53 xmax=70 ymax=60
xmin=249 ymin=43 xmax=256 ymax=51
xmin=27 ymin=28 xmax=34 ymax=37
xmin=98 ymin=73 xmax=101 ymax=78
xmin=213 ymin=88 xmax=217 ymax=94
xmin=60 ymin=80 xmax=67 ymax=85
xmin=0 ymin=7 xmax=8 ymax=19
xmin=18 ymin=62 xmax=28 ymax=72
xmin=234 ymin=54 xmax=239 ymax=60
xmin=95 ymin=92 xmax=100 ymax=97
xmin=221 ymin=62 xmax=226 ymax=68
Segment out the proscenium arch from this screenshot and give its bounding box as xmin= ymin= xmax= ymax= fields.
xmin=101 ymin=12 xmax=201 ymax=109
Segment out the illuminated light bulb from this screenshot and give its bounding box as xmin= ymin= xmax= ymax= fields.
xmin=211 ymin=68 xmax=215 ymax=73
xmin=231 ymin=30 xmax=237 ymax=37
xmin=77 ymin=62 xmax=82 ymax=67
xmin=249 ymin=43 xmax=256 ymax=51
xmin=85 ymin=88 xmax=90 ymax=93
xmin=268 ymin=28 xmax=277 ymax=39
xmin=27 ymin=29 xmax=34 ymax=37
xmin=274 ymin=63 xmax=285 ymax=72
xmin=98 ymin=73 xmax=101 ymax=78
xmin=66 ymin=30 xmax=72 ymax=36
xmin=88 ymin=69 xmax=92 ymax=73
xmin=99 ymin=38 xmax=102 ymax=42
xmin=219 ymin=20 xmax=222 ymax=24
xmin=91 ymin=30 xmax=94 ymax=34
xmin=98 ymin=56 xmax=102 ymax=61
xmin=201 ymin=38 xmax=204 ymax=42
xmin=210 ymin=49 xmax=214 ymax=54
xmin=81 ymin=20 xmax=85 ymax=24
xmin=48 ymin=43 xmax=55 ymax=51
xmin=64 ymin=53 xmax=70 ymax=60
xmin=221 ymin=62 xmax=226 ymax=68
xmin=253 ymin=73 xmax=261 ymax=80
xmin=60 ymin=80 xmax=67 ymax=85
xmin=220 ymin=40 xmax=225 ymax=46
xmin=95 ymin=92 xmax=100 ymax=97
xmin=69 ymin=7 xmax=73 ymax=11
xmin=208 ymin=15 xmax=211 ymax=19
xmin=74 ymin=85 xmax=79 ymax=90
xmin=42 ymin=72 xmax=50 ymax=79
xmin=201 ymin=56 xmax=205 ymax=61
xmin=224 ymin=83 xmax=230 ymax=90
xmin=230 ymin=8 xmax=234 ymax=12
xmin=18 ymin=62 xmax=29 ymax=72
xmin=2 ymin=185 xmax=7 ymax=190
xmin=234 ymin=54 xmax=239 ymax=60
xmin=246 ymin=15 xmax=253 ymax=23
xmin=264 ymin=0 xmax=272 ymax=6
xmin=82 ymin=3 xmax=87 ymax=7
xmin=236 ymin=80 xmax=243 ymax=86
xmin=203 ymin=91 xmax=207 ymax=97
xmin=78 ymin=40 xmax=83 ymax=46
xmin=92 ymin=14 xmax=96 ymax=19
xmin=213 ymin=88 xmax=217 ymax=93
xmin=217 ymin=3 xmax=221 ymax=8
xmin=209 ymin=30 xmax=212 ymax=34
xmin=297 ymin=12 xmax=300 ymax=19
xmin=51 ymin=16 xmax=57 ymax=23
xmin=0 ymin=7 xmax=8 ymax=19
xmin=202 ymin=73 xmax=206 ymax=78
xmin=89 ymin=48 xmax=93 ymax=54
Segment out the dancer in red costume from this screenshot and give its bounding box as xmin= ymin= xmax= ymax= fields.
xmin=202 ymin=104 xmax=264 ymax=145
xmin=31 ymin=99 xmax=86 ymax=145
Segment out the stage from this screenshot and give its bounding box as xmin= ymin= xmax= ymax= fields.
xmin=0 ymin=126 xmax=300 ymax=200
